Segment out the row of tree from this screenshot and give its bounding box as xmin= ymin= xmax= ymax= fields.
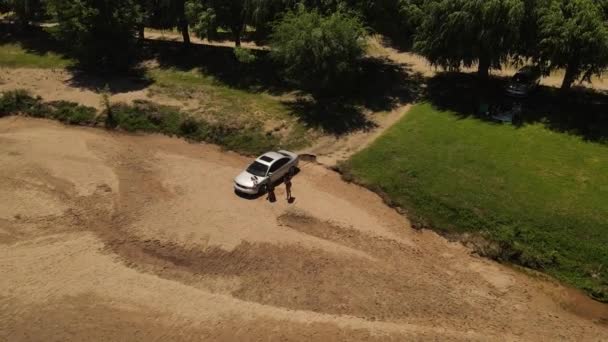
xmin=2 ymin=0 xmax=607 ymax=90
xmin=409 ymin=0 xmax=608 ymax=90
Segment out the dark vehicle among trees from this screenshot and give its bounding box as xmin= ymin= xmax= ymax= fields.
xmin=505 ymin=66 xmax=542 ymax=97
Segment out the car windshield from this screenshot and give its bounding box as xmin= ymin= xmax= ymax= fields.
xmin=247 ymin=161 xmax=269 ymax=177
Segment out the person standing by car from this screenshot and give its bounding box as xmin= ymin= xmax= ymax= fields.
xmin=284 ymin=173 xmax=293 ymax=202
xmin=267 ymin=181 xmax=276 ymax=202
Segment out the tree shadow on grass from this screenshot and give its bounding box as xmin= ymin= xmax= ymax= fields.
xmin=0 ymin=23 xmax=69 ymax=57
xmin=284 ymin=57 xmax=424 ymax=136
xmin=424 ymin=71 xmax=608 ymax=144
xmin=285 ymin=99 xmax=378 ymax=136
xmin=0 ymin=24 xmax=153 ymax=93
xmin=141 ymin=38 xmax=292 ymax=96
xmin=64 ymin=69 xmax=153 ymax=94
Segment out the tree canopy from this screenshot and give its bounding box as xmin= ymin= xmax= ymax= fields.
xmin=2 ymin=0 xmax=608 ymax=91
xmin=47 ymin=0 xmax=143 ymax=71
xmin=413 ymin=0 xmax=525 ymax=79
xmin=536 ymin=0 xmax=608 ymax=90
xmin=270 ymin=5 xmax=367 ymax=96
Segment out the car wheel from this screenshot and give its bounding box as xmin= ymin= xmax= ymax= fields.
xmin=260 ymin=184 xmax=268 ymax=194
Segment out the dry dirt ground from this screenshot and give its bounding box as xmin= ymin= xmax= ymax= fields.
xmin=0 ymin=68 xmax=195 ymax=110
xmin=1 ymin=117 xmax=607 ymax=341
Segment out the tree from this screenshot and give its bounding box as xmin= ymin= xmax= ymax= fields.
xmin=536 ymin=0 xmax=608 ymax=90
xmin=186 ymin=0 xmax=281 ymax=46
xmin=414 ymin=0 xmax=525 ymax=80
xmin=176 ymin=0 xmax=191 ymax=45
xmin=48 ymin=0 xmax=143 ymax=71
xmin=270 ymin=6 xmax=367 ymax=96
xmin=136 ymin=0 xmax=191 ymax=46
xmin=186 ymin=0 xmax=218 ymax=40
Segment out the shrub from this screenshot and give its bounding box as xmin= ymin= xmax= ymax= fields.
xmin=110 ymin=103 xmax=157 ymax=132
xmin=0 ymin=90 xmax=280 ymax=155
xmin=0 ymin=89 xmax=45 ymax=116
xmin=234 ymin=47 xmax=257 ymax=64
xmin=48 ymin=101 xmax=97 ymax=125
xmin=270 ymin=6 xmax=367 ymax=97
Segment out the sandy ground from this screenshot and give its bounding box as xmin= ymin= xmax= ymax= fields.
xmin=1 ymin=117 xmax=607 ymax=341
xmin=0 ymin=67 xmax=197 ymax=110
xmin=144 ymin=30 xmax=268 ymax=51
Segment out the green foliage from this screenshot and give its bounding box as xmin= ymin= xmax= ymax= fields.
xmin=48 ymin=100 xmax=97 ymax=125
xmin=47 ymin=0 xmax=143 ymax=71
xmin=414 ymin=0 xmax=525 ymax=78
xmin=0 ymin=89 xmax=46 ymax=116
xmin=233 ymin=47 xmax=256 ymax=63
xmin=270 ymin=6 xmax=367 ymax=96
xmin=186 ymin=1 xmax=218 ymax=40
xmin=110 ymin=100 xmax=182 ymax=134
xmin=200 ymin=0 xmax=248 ymax=46
xmin=109 ymin=99 xmax=279 ymax=155
xmin=536 ymin=0 xmax=608 ymax=90
xmin=0 ymin=90 xmax=97 ymax=124
xmin=0 ymin=89 xmax=281 ymax=155
xmin=345 ymin=103 xmax=608 ymax=301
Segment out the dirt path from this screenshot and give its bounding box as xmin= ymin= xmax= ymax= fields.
xmin=145 ymin=30 xmax=267 ymax=51
xmin=298 ymin=105 xmax=410 ymax=166
xmin=0 ymin=67 xmax=197 ymax=110
xmin=1 ymin=117 xmax=606 ymax=341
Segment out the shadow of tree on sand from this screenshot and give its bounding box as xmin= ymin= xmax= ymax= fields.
xmin=142 ymin=38 xmax=292 ymax=96
xmin=0 ymin=24 xmax=153 ymax=93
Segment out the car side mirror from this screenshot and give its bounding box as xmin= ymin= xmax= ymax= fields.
xmin=268 ymin=172 xmax=273 ymax=176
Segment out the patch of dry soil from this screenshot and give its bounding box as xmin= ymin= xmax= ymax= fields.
xmin=1 ymin=117 xmax=607 ymax=341
xmin=0 ymin=67 xmax=196 ymax=110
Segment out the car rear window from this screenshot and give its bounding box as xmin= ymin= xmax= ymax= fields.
xmin=260 ymin=156 xmax=274 ymax=163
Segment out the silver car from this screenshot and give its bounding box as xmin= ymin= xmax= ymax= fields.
xmin=234 ymin=150 xmax=299 ymax=195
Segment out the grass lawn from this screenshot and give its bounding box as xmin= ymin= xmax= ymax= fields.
xmin=344 ymin=103 xmax=608 ymax=301
xmin=0 ymin=43 xmax=73 ymax=68
xmin=147 ymin=68 xmax=311 ymax=150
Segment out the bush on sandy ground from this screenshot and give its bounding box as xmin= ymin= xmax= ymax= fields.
xmin=0 ymin=90 xmax=279 ymax=156
xmin=110 ymin=99 xmax=279 ymax=155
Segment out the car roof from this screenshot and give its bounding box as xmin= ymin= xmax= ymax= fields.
xmin=256 ymin=151 xmax=285 ymax=165
xmin=516 ymin=66 xmax=541 ymax=77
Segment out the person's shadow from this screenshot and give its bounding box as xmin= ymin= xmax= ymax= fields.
xmin=288 ymin=197 xmax=296 ymax=204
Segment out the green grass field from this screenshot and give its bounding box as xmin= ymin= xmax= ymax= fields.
xmin=148 ymin=68 xmax=311 ymax=150
xmin=0 ymin=43 xmax=73 ymax=68
xmin=345 ymin=103 xmax=608 ymax=301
